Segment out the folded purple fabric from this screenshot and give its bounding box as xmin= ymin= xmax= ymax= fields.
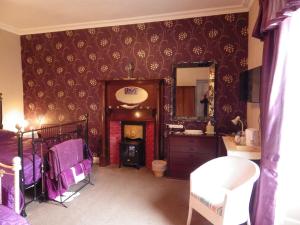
xmin=46 ymin=139 xmax=92 ymax=200
xmin=46 ymin=159 xmax=92 ymax=200
xmin=48 ymin=139 xmax=84 ymax=179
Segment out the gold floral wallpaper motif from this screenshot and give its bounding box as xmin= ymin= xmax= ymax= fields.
xmin=21 ymin=13 xmax=248 ymax=155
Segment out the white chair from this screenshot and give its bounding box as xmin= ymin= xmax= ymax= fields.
xmin=187 ymin=156 xmax=260 ymax=225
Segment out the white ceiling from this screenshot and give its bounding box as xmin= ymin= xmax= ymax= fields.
xmin=0 ymin=0 xmax=253 ymax=35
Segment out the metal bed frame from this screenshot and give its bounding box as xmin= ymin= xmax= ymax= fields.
xmin=17 ymin=116 xmax=90 ymax=215
xmin=1 ymin=92 xmax=92 ymax=215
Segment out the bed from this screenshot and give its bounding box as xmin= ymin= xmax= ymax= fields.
xmin=0 ymin=92 xmax=90 ymax=215
xmin=0 ymin=131 xmax=41 ymax=210
xmin=0 ymin=157 xmax=30 ymax=225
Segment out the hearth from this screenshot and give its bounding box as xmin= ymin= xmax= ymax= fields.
xmin=119 ymin=121 xmax=145 ymax=168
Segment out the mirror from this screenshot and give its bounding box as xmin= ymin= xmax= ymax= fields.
xmin=172 ymin=61 xmax=216 ymax=120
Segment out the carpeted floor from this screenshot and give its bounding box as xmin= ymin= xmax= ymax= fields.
xmin=26 ymin=166 xmax=211 ymax=225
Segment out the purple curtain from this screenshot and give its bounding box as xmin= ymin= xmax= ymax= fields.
xmin=252 ymin=1 xmax=300 ymax=225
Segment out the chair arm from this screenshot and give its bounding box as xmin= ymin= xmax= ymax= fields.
xmin=222 ymin=182 xmax=254 ymax=224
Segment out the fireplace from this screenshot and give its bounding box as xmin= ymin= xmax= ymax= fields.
xmin=119 ymin=121 xmax=145 ymax=168
xmin=99 ymin=79 xmax=164 ymax=167
xmin=109 ymin=121 xmax=154 ymax=169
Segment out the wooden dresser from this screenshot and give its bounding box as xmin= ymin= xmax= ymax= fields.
xmin=167 ymin=134 xmax=218 ymax=179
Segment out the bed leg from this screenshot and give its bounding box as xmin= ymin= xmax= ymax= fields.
xmin=39 ymin=193 xmax=47 ymax=202
xmin=88 ymin=173 xmax=94 ymax=186
xmin=21 ymin=209 xmax=27 ymax=217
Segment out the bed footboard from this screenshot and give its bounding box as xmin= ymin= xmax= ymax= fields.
xmin=0 ymin=157 xmax=21 ymax=214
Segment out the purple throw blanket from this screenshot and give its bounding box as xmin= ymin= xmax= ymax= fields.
xmin=0 ymin=205 xmax=29 ymax=225
xmin=46 ymin=139 xmax=92 ymax=200
xmin=0 ymin=131 xmax=42 ymax=210
xmin=0 ymin=137 xmax=42 ymax=185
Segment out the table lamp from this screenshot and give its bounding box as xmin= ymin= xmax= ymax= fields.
xmin=231 ymin=116 xmax=244 ymax=135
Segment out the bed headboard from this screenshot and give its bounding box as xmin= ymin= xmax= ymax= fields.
xmin=0 ymin=93 xmax=3 ymax=129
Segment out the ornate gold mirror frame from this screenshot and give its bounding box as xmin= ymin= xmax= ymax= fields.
xmin=171 ymin=61 xmax=216 ymax=121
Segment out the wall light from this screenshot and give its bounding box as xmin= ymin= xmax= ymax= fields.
xmin=134 ymin=111 xmax=141 ymax=118
xmin=4 ymin=110 xmax=27 ymax=131
xmin=15 ymin=119 xmax=29 ymax=132
xmin=37 ymin=115 xmax=45 ymax=127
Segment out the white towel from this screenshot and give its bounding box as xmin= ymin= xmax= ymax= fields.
xmin=71 ymin=164 xmax=85 ymax=184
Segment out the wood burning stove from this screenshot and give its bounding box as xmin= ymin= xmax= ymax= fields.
xmin=119 ymin=138 xmax=145 ymax=168
xmin=119 ymin=121 xmax=145 ymax=168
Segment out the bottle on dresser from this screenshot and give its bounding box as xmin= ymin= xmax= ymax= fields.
xmin=205 ymin=121 xmax=215 ymax=134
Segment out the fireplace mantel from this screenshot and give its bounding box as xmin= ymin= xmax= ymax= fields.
xmin=99 ymin=79 xmax=164 ymax=166
xmin=108 ymin=109 xmax=156 ymax=122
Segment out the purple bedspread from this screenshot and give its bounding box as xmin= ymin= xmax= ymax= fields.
xmin=46 ymin=138 xmax=92 ymax=199
xmin=0 ymin=137 xmax=42 ymax=185
xmin=0 ymin=133 xmax=42 ymax=210
xmin=0 ymin=205 xmax=29 ymax=225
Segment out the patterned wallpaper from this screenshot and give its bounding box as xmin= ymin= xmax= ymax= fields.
xmin=21 ymin=13 xmax=248 ymax=155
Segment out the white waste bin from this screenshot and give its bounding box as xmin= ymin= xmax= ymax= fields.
xmin=152 ymin=160 xmax=167 ymax=177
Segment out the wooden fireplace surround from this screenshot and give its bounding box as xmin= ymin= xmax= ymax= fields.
xmin=99 ymin=79 xmax=164 ymax=166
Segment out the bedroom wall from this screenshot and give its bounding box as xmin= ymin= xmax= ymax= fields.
xmin=20 ymin=13 xmax=248 ymax=155
xmin=247 ymin=0 xmax=263 ymax=129
xmin=0 ymin=29 xmax=23 ymax=131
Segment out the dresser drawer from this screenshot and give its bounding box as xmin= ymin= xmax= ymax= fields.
xmin=170 ymin=152 xmax=200 ymax=165
xmin=168 ymin=162 xmax=207 ymax=179
xmin=171 ymin=144 xmax=215 ymax=154
xmin=170 ymin=152 xmax=215 ymax=166
xmin=167 ymin=134 xmax=218 ymax=179
xmin=171 ymin=145 xmax=199 ymax=153
xmin=169 ymin=136 xmax=202 ymax=147
xmin=168 ymin=166 xmax=194 ymax=179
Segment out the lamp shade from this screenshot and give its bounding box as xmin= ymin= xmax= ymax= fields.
xmin=231 ymin=116 xmax=244 ymax=135
xmin=231 ymin=116 xmax=241 ymax=125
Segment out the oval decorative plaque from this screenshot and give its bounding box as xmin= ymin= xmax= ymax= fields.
xmin=115 ymin=86 xmax=148 ymax=104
